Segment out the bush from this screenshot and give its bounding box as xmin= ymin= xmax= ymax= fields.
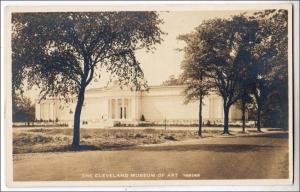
xmin=164 ymin=135 xmax=176 ymax=141
xmin=135 ymin=133 xmax=146 ymax=138
xmin=14 ymin=134 xmax=53 ymax=145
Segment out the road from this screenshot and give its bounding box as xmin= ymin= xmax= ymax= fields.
xmin=13 ymin=131 xmax=289 ymax=181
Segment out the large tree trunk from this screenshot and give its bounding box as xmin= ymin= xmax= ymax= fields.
xmin=256 ymin=104 xmax=262 ymax=132
xmin=198 ymin=96 xmax=203 ymax=137
xmin=241 ymin=99 xmax=246 ymax=133
xmin=72 ymin=87 xmax=85 ymax=148
xmin=223 ymin=105 xmax=230 ymax=134
xmin=280 ymin=92 xmax=289 ymax=130
xmin=281 ymin=104 xmax=288 ymax=130
xmin=254 ymin=88 xmax=263 ymax=132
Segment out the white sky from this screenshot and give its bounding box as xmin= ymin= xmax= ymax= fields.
xmin=24 ymin=10 xmax=253 ymax=100
xmin=89 ymin=10 xmax=251 ymax=88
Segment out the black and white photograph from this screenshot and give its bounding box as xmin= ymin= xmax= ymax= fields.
xmin=1 ymin=1 xmax=299 ymax=190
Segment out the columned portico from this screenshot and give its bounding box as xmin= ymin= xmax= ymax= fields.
xmin=108 ymin=97 xmax=133 ymax=121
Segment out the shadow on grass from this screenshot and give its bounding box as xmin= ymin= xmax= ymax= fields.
xmin=13 ymin=143 xmax=136 ymax=154
xmin=14 ymin=143 xmax=279 ymax=154
xmin=242 ymin=132 xmax=288 ymax=139
xmin=58 ymin=143 xmax=137 ymax=152
xmin=133 ymin=144 xmax=279 ymax=153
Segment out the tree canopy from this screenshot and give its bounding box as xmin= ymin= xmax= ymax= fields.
xmin=12 ymin=12 xmax=164 ymax=147
xmin=249 ymin=9 xmax=288 ymax=130
xmin=178 ymin=10 xmax=288 ymax=132
xmin=181 ymin=15 xmax=259 ymax=133
xmin=178 ymin=32 xmax=212 ymax=105
xmin=12 ymin=12 xmax=164 ymax=98
xmin=161 ymin=75 xmax=183 ymax=86
xmin=12 ymin=93 xmax=35 ymax=122
xmin=178 ymin=32 xmax=213 ymax=136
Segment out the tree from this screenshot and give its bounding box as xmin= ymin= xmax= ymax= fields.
xmin=180 ymin=15 xmax=258 ymax=134
xmin=12 ymin=93 xmax=35 ymax=123
xmin=12 ymin=12 xmax=164 ymax=148
xmin=236 ymin=49 xmax=256 ymax=133
xmin=249 ymin=9 xmax=288 ymax=131
xmin=178 ymin=33 xmax=212 ymax=137
xmin=161 ymin=75 xmax=183 ymax=86
xmin=236 ymin=89 xmax=253 ymax=132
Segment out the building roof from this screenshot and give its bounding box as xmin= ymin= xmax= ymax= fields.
xmin=86 ymin=84 xmax=186 ymax=93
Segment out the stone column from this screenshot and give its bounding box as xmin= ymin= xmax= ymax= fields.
xmin=131 ymin=94 xmax=139 ymax=121
xmin=49 ymin=102 xmax=54 ymax=121
xmin=114 ymin=98 xmax=118 ymax=120
xmin=107 ymin=98 xmax=110 ymax=120
xmin=131 ymin=96 xmax=135 ymax=121
xmin=110 ymin=98 xmax=113 ymax=120
xmin=44 ymin=102 xmax=48 ymax=120
xmin=40 ymin=103 xmax=44 ymax=120
xmin=55 ymin=101 xmax=58 ymax=121
xmin=47 ymin=103 xmax=51 ymax=121
xmin=35 ymin=102 xmax=41 ymax=121
xmin=53 ymin=101 xmax=56 ymax=121
xmin=121 ymin=98 xmax=125 ymax=119
xmin=127 ymin=98 xmax=131 ymax=119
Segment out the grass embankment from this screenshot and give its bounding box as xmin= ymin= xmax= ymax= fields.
xmin=13 ymin=128 xmax=224 ymax=154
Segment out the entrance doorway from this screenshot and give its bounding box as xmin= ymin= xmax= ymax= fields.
xmin=119 ymin=107 xmax=127 ymax=119
xmin=110 ymin=98 xmax=130 ymax=120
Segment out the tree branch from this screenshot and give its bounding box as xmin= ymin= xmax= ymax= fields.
xmin=85 ymin=65 xmax=95 ymax=86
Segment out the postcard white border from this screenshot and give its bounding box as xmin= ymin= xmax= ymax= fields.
xmin=1 ymin=1 xmax=299 ymax=191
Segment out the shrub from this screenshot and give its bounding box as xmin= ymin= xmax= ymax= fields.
xmin=164 ymin=135 xmax=176 ymax=141
xmin=135 ymin=133 xmax=145 ymax=138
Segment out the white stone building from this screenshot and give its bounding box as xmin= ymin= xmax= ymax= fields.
xmin=35 ymin=84 xmax=243 ymax=127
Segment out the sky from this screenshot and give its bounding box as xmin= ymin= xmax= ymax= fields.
xmin=89 ymin=10 xmax=251 ymax=88
xmin=24 ymin=10 xmax=255 ymax=100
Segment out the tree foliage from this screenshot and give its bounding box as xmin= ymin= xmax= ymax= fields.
xmin=161 ymin=75 xmax=183 ymax=86
xmin=12 ymin=12 xmax=164 ymax=98
xmin=12 ymin=93 xmax=35 ymax=122
xmin=249 ymin=9 xmax=288 ymax=130
xmin=12 ymin=12 xmax=164 ymax=147
xmin=178 ymin=32 xmax=213 ymax=136
xmin=178 ymin=9 xmax=288 ymax=132
xmin=178 ymin=33 xmax=212 ymax=104
xmin=180 ymin=15 xmax=259 ymax=134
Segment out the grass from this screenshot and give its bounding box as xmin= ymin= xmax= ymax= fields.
xmin=14 ymin=127 xmax=222 ymax=154
xmin=14 ymin=126 xmax=282 ymax=154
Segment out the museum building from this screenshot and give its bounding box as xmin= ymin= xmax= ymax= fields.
xmin=35 ymin=84 xmax=243 ymax=127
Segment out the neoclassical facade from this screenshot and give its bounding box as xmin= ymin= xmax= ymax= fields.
xmin=35 ymin=85 xmax=243 ymax=127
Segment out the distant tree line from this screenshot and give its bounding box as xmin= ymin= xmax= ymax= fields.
xmin=161 ymin=75 xmax=184 ymax=86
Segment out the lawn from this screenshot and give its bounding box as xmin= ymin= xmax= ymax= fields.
xmin=13 ymin=126 xmax=282 ymax=154
xmin=14 ymin=127 xmax=221 ymax=154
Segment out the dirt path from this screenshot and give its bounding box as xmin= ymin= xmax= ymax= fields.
xmin=13 ymin=131 xmax=289 ymax=181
